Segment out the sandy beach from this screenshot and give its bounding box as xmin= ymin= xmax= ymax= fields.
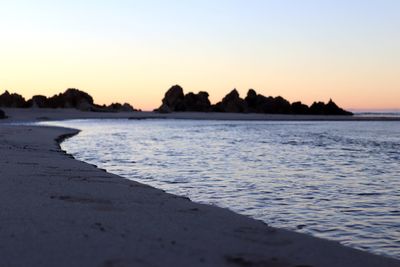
xmin=1 ymin=109 xmax=400 ymax=267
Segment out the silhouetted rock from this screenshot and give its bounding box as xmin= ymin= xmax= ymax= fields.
xmin=157 ymin=85 xmax=185 ymax=113
xmin=157 ymin=103 xmax=171 ymax=113
xmin=270 ymin=96 xmax=291 ymax=114
xmin=0 ymin=88 xmax=137 ymax=112
xmin=0 ymin=91 xmax=27 ymax=108
xmin=27 ymin=95 xmax=49 ymax=108
xmin=183 ymin=91 xmax=211 ymax=112
xmin=46 ymin=88 xmax=94 ymax=110
xmin=0 ymin=109 xmax=5 ymax=119
xmin=291 ymin=101 xmax=309 ymax=115
xmin=157 ymin=85 xmax=211 ymax=112
xmin=309 ymin=101 xmax=325 ymax=115
xmin=242 ymin=89 xmax=352 ymax=115
xmin=325 ymin=99 xmax=353 ymax=115
xmin=309 ymin=99 xmax=352 ymax=115
xmin=244 ymin=89 xmax=258 ymax=112
xmin=106 ymin=103 xmax=136 ymax=112
xmin=213 ymin=89 xmax=248 ymax=113
xmin=244 ymin=89 xmax=291 ymax=114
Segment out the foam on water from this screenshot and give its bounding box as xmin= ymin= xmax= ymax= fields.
xmin=43 ymin=119 xmax=400 ymax=259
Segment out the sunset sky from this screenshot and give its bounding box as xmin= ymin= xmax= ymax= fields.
xmin=1 ymin=0 xmax=399 ymax=111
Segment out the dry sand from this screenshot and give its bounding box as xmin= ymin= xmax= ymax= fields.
xmin=0 ymin=108 xmax=399 ymax=267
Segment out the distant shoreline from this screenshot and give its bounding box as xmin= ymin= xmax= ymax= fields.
xmin=1 ymin=108 xmax=400 ymax=123
xmin=354 ymin=112 xmax=400 ymax=118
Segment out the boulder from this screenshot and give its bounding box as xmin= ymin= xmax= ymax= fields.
xmin=0 ymin=91 xmax=27 ymax=108
xmin=156 ymin=85 xmax=211 ymax=112
xmin=157 ymin=85 xmax=185 ymax=112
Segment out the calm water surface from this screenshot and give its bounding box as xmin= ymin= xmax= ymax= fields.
xmin=44 ymin=119 xmax=400 ymax=259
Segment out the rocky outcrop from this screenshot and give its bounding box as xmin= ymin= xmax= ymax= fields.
xmin=0 ymin=89 xmax=94 ymax=110
xmin=213 ymin=89 xmax=248 ymax=113
xmin=0 ymin=89 xmax=137 ymax=112
xmin=105 ymin=103 xmax=136 ymax=112
xmin=243 ymin=89 xmax=352 ymax=115
xmin=157 ymin=85 xmax=211 ymax=113
xmin=309 ymin=99 xmax=352 ymax=115
xmin=157 ymin=86 xmax=352 ymax=115
xmin=213 ymin=89 xmax=292 ymax=114
xmin=291 ymin=101 xmax=309 ymax=115
xmin=244 ymin=89 xmax=291 ymax=114
xmin=0 ymin=109 xmax=5 ymax=119
xmin=183 ymin=92 xmax=211 ymax=112
xmin=157 ymin=85 xmax=185 ymax=113
xmin=45 ymin=89 xmax=137 ymax=112
xmin=27 ymin=95 xmax=49 ymax=108
xmin=244 ymin=89 xmax=259 ymax=111
xmin=0 ymin=91 xmax=27 ymax=108
xmin=45 ymin=88 xmax=94 ymax=110
xmin=245 ymin=90 xmax=278 ymax=113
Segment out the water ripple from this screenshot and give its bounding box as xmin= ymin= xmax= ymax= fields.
xmin=43 ymin=119 xmax=400 ymax=260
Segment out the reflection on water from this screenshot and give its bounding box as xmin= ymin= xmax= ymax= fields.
xmin=43 ymin=119 xmax=400 ymax=259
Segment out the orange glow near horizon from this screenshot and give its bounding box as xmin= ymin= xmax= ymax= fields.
xmin=1 ymin=50 xmax=398 ymax=111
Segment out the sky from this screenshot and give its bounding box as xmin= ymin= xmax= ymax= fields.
xmin=0 ymin=0 xmax=399 ymax=111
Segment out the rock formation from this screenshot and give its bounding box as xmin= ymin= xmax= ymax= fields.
xmin=216 ymin=89 xmax=352 ymax=115
xmin=156 ymin=86 xmax=352 ymax=115
xmin=309 ymin=99 xmax=352 ymax=115
xmin=290 ymin=101 xmax=310 ymax=115
xmin=0 ymin=91 xmax=27 ymax=108
xmin=106 ymin=103 xmax=136 ymax=112
xmin=0 ymin=89 xmax=137 ymax=112
xmin=157 ymin=85 xmax=211 ymax=112
xmin=45 ymin=88 xmax=94 ymax=110
xmin=183 ymin=91 xmax=211 ymax=112
xmin=27 ymin=95 xmax=50 ymax=108
xmin=157 ymin=85 xmax=185 ymax=113
xmin=244 ymin=89 xmax=291 ymax=114
xmin=213 ymin=89 xmax=248 ymax=113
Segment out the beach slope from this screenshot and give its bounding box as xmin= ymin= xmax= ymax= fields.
xmin=0 ymin=124 xmax=399 ymax=267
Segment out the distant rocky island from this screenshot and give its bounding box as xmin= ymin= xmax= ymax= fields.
xmin=156 ymin=85 xmax=353 ymax=115
xmin=0 ymin=85 xmax=353 ymax=117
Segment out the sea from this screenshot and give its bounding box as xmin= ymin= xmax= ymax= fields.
xmin=43 ymin=118 xmax=400 ymax=259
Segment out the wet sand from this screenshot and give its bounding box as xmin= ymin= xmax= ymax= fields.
xmin=2 ymin=107 xmax=400 ymax=122
xmin=0 ymin=109 xmax=399 ymax=266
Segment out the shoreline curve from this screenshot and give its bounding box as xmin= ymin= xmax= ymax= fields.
xmin=0 ymin=113 xmax=399 ymax=266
